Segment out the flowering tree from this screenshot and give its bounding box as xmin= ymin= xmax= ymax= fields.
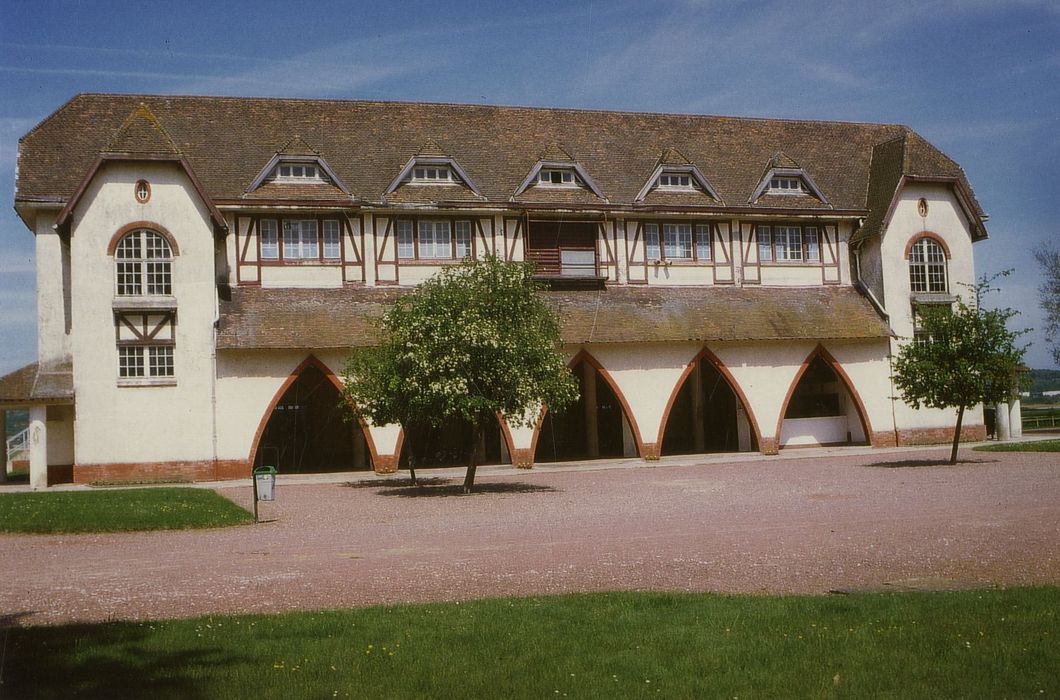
xmin=892 ymin=274 xmax=1026 ymax=464
xmin=1036 ymin=246 xmax=1060 ymax=366
xmin=342 ymin=255 xmax=578 ymax=492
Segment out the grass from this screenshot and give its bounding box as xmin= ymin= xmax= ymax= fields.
xmin=974 ymin=439 xmax=1060 ymax=452
xmin=3 ymin=588 xmax=1058 ymax=698
xmin=0 ymin=488 xmax=253 ymax=534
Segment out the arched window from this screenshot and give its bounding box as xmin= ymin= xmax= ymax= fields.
xmin=908 ymin=237 xmax=947 ymax=293
xmin=115 ymin=229 xmax=173 ymax=296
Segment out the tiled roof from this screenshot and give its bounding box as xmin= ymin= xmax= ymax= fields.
xmin=0 ymin=361 xmax=74 ymax=406
xmin=17 ymin=94 xmax=985 ymax=220
xmin=217 ymin=285 xmax=890 ymax=350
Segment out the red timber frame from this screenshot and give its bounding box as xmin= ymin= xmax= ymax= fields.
xmin=774 ymin=344 xmax=873 ymax=449
xmin=527 ymin=349 xmax=645 ymax=459
xmin=247 ymin=355 xmax=378 ymax=471
xmin=741 ymin=220 xmax=842 ymax=285
xmin=233 ymin=213 xmax=366 ymax=286
xmin=654 ymin=346 xmax=763 ymax=452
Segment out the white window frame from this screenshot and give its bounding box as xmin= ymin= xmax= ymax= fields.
xmin=757 ymin=224 xmax=821 ymax=263
xmin=657 ymin=173 xmax=693 ymax=189
xmin=411 ymin=166 xmax=454 ymax=183
xmin=768 ymin=177 xmax=804 ymax=194
xmin=115 ymin=229 xmax=173 ymax=296
xmin=118 ymin=345 xmax=175 ymax=380
xmin=260 ymin=219 xmax=279 ymax=260
xmin=396 ymin=218 xmax=475 ymax=261
xmin=282 ymin=219 xmax=320 ymax=260
xmin=322 ymin=219 xmax=341 ymax=260
xmin=909 ymin=237 xmax=948 ymax=293
xmin=644 ymin=221 xmax=714 ymax=263
xmin=274 ymin=162 xmax=321 ymax=182
xmin=537 ymin=169 xmax=577 ymax=187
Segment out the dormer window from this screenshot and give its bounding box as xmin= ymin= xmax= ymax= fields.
xmin=411 ymin=166 xmax=455 ymax=183
xmin=657 ymin=173 xmax=692 ymax=189
xmin=769 ymin=177 xmax=804 ymax=193
xmin=274 ymin=162 xmax=321 ymax=181
xmin=538 ymin=169 xmax=577 ymax=186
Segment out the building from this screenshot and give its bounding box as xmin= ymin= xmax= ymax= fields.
xmin=1 ymin=94 xmax=993 ymax=488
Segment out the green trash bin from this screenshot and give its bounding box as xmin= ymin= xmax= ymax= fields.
xmin=254 ymin=465 xmax=277 ymax=502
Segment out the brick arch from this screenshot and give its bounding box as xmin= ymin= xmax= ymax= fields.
xmin=107 ymin=220 xmax=181 ymax=256
xmin=246 ymin=354 xmax=378 ymax=470
xmin=774 ymin=344 xmax=872 ymax=448
xmin=529 ymin=348 xmax=646 ymax=458
xmin=904 ymin=231 xmax=951 ymax=260
xmin=654 ymin=346 xmax=763 ymax=450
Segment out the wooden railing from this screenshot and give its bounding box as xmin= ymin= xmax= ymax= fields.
xmin=1023 ymin=414 xmax=1060 ymax=431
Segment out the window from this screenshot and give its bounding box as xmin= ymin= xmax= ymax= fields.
xmin=909 ymin=237 xmax=947 ymax=293
xmin=657 ymin=173 xmax=692 ymax=188
xmin=119 ymin=346 xmax=174 ymax=379
xmin=283 ymin=220 xmax=319 ymax=260
xmin=396 ymin=218 xmax=474 ymax=260
xmin=769 ymin=177 xmax=803 ymax=193
xmin=275 ymin=162 xmax=320 ymax=181
xmin=644 ymin=221 xmax=714 ymax=263
xmin=412 ymin=166 xmax=453 ymax=182
xmin=134 ymin=179 xmax=151 ymax=203
xmin=115 ymin=229 xmax=173 ymax=296
xmin=538 ymin=169 xmax=576 ymax=186
xmin=115 ymin=310 xmax=176 ymax=382
xmin=756 ymin=225 xmax=821 ymax=263
xmin=260 ymin=218 xmax=343 ymax=262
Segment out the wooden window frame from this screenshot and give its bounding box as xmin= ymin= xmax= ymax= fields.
xmin=642 ymin=220 xmax=716 ymax=265
xmin=274 ymin=162 xmax=322 ymax=182
xmin=537 ymin=169 xmax=578 ymax=187
xmin=755 ymin=223 xmax=821 ymax=265
xmin=114 ymin=228 xmax=174 ymax=296
xmin=395 ymin=216 xmax=476 ymax=264
xmin=768 ymin=177 xmax=805 ymax=194
xmin=257 ymin=216 xmax=346 ymax=266
xmin=908 ymin=237 xmax=948 ymax=294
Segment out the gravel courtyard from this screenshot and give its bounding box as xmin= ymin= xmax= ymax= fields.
xmin=3 ymin=446 xmax=1059 ymax=626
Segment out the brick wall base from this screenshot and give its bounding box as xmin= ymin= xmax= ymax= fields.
xmin=896 ymin=424 xmax=987 ymax=446
xmin=510 ymin=448 xmax=534 ymax=469
xmin=373 ymin=454 xmax=398 ymax=474
xmin=73 ymin=459 xmax=252 ymax=485
xmin=870 ymin=431 xmax=899 ymax=448
xmin=641 ymin=442 xmax=661 ymax=460
xmin=759 ymin=437 xmax=779 ymax=455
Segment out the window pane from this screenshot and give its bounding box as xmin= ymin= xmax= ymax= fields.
xmin=396 ymin=220 xmax=415 ymax=259
xmin=118 ymin=347 xmax=144 ymax=378
xmin=645 ymin=223 xmax=660 ymax=260
xmin=758 ymin=227 xmax=772 ymax=262
xmin=805 ymin=227 xmax=819 ymax=262
xmin=260 ymin=219 xmax=279 ymax=260
xmin=300 ymin=220 xmax=318 ymax=259
xmin=664 ymin=223 xmax=692 ymax=259
xmin=695 ymin=224 xmax=711 ymax=261
xmin=455 ymin=221 xmax=472 ymax=258
xmin=323 ymin=220 xmax=341 ymax=260
xmin=148 ymin=346 xmax=174 ymax=377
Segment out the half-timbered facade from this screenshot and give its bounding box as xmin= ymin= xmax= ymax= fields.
xmin=2 ymin=94 xmax=991 ymax=487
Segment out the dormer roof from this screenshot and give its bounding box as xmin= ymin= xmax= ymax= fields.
xmin=244 ymin=135 xmax=351 ymax=198
xmin=748 ymin=152 xmax=829 ymax=207
xmin=382 ymin=139 xmax=485 ymax=203
xmin=634 ymin=147 xmax=722 ymax=205
xmin=102 ymin=103 xmax=181 ymax=156
xmin=512 ymin=143 xmax=607 ymax=203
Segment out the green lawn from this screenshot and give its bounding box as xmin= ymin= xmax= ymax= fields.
xmin=4 ymin=588 xmax=1058 ymax=698
xmin=974 ymin=439 xmax=1060 ymax=452
xmin=0 ymin=488 xmax=253 ymax=533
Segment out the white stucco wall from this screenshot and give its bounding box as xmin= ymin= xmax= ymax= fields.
xmin=35 ymin=212 xmax=70 ymax=364
xmin=68 ymin=161 xmax=219 ymax=465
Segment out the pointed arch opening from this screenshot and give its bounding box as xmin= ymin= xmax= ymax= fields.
xmin=777 ymin=346 xmax=871 ymax=448
xmin=534 ymin=352 xmax=640 ymax=463
xmin=398 ymin=415 xmax=512 ymax=469
xmin=659 ymin=349 xmax=759 ymax=455
xmin=251 ymin=357 xmax=373 ymax=473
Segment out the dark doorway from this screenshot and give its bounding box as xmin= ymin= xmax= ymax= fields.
xmin=255 ymin=363 xmax=372 ymax=473
xmin=399 ymin=416 xmax=509 ymax=469
xmin=780 ymin=356 xmax=867 ymax=446
xmin=526 ymin=221 xmax=598 ymax=278
xmin=535 ymin=360 xmax=636 ymax=463
xmin=662 ymin=359 xmax=755 ymax=455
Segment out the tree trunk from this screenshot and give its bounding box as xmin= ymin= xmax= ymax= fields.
xmin=950 ymin=404 xmax=965 ymax=465
xmin=463 ymin=423 xmax=481 ymax=494
xmin=404 ymin=427 xmax=417 ymax=486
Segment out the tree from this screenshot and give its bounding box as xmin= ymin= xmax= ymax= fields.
xmin=1036 ymin=246 xmax=1060 ymax=366
xmin=342 ymin=255 xmax=579 ymax=493
xmin=892 ymin=273 xmax=1026 ymax=464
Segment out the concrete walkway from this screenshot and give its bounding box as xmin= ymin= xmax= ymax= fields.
xmin=1 ymin=440 xmax=1058 ymax=626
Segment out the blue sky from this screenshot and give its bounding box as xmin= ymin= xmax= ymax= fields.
xmin=0 ymin=0 xmax=1057 ymax=374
